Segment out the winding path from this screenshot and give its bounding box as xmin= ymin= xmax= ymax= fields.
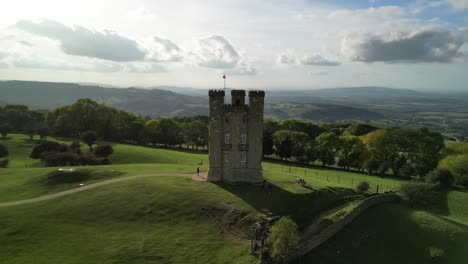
xmin=0 ymin=172 xmax=207 ymax=208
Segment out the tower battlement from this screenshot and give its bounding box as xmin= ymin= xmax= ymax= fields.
xmin=248 ymin=90 xmax=265 ymax=98
xmin=209 ymin=90 xmax=225 ymax=96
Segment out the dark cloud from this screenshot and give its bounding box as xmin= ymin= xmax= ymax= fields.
xmin=342 ymin=28 xmax=466 ymax=63
xmin=16 ymin=20 xmax=147 ymax=61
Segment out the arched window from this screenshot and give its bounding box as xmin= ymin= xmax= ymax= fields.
xmin=224 ymin=133 xmax=230 ymax=144
xmin=240 ymin=133 xmax=247 ymax=144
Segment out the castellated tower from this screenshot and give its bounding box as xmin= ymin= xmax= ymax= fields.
xmin=207 ymin=89 xmax=265 ymax=183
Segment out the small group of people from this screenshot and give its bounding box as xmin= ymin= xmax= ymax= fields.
xmin=297 ymin=178 xmax=308 ymax=186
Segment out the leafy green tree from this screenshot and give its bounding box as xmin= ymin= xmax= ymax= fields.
xmin=344 ymin=123 xmax=378 ymax=136
xmin=94 ymin=144 xmax=114 ymax=158
xmin=316 ymin=132 xmax=339 ymax=167
xmin=0 ymin=123 xmax=12 ymax=140
xmin=129 ymin=120 xmax=145 ymax=144
xmin=157 ymin=118 xmax=182 ymax=147
xmin=337 ymin=135 xmax=366 ymax=171
xmin=82 ymin=130 xmax=98 ymax=150
xmin=266 ymin=217 xmax=300 ymax=261
xmin=145 ymin=119 xmax=161 ymax=146
xmin=273 ymin=130 xmax=294 ymax=160
xmin=37 ymin=126 xmax=51 ymax=141
xmin=439 ymin=154 xmax=468 ymax=187
xmin=278 ymin=119 xmax=324 ymax=139
xmin=263 ymin=119 xmax=278 ymax=157
xmin=0 ymin=144 xmax=8 ymax=158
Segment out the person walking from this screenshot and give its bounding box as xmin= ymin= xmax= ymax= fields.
xmin=196 ymin=166 xmax=200 ymax=176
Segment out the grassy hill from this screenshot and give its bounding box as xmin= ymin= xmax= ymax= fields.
xmin=1 ymin=134 xmax=467 ymax=263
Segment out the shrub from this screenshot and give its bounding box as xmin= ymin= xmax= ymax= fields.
xmin=266 ymin=217 xmax=300 ymax=260
xmin=82 ymin=130 xmax=97 ymax=150
xmin=429 ymin=246 xmax=444 ymax=258
xmin=70 ymin=141 xmax=81 ymax=149
xmin=424 ymin=168 xmax=454 ymax=186
xmin=0 ymin=159 xmax=9 ymax=168
xmin=42 ymin=152 xmax=80 ymax=167
xmin=44 ymin=169 xmax=90 ymax=184
xmin=0 ymin=144 xmax=8 ymax=158
xmin=31 ymin=142 xmax=68 ymax=159
xmin=79 ymin=153 xmax=100 ymax=166
xmin=438 ymin=154 xmax=468 ymax=187
xmin=94 ymin=144 xmax=114 ymax=158
xmin=356 ymin=181 xmax=370 ymax=193
xmin=400 ymin=182 xmax=432 ymax=207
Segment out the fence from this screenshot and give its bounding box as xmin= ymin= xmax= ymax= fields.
xmin=264 ymin=163 xmax=402 ymax=193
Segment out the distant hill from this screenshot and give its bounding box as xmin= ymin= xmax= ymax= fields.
xmin=0 ymin=80 xmax=208 ymax=117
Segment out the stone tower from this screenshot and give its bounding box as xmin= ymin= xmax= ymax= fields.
xmin=207 ymin=89 xmax=265 ymax=183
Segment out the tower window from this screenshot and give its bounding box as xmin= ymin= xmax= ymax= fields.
xmin=224 ymin=133 xmax=230 ymax=144
xmin=241 ymin=152 xmax=247 ymax=167
xmin=224 ymin=151 xmax=229 ymax=162
xmin=236 ymin=99 xmax=240 ymax=105
xmin=240 ymin=134 xmax=247 ymax=144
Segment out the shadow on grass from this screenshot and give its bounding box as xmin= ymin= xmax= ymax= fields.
xmin=215 ymin=181 xmax=357 ymax=229
xmin=296 ymin=203 xmax=468 ymax=264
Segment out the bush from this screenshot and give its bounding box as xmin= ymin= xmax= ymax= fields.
xmin=79 ymin=153 xmax=100 ymax=166
xmin=266 ymin=217 xmax=300 ymax=260
xmin=31 ymin=142 xmax=68 ymax=159
xmin=44 ymin=169 xmax=90 ymax=184
xmin=0 ymin=144 xmax=8 ymax=158
xmin=94 ymin=144 xmax=114 ymax=158
xmin=439 ymin=154 xmax=468 ymax=187
xmin=70 ymin=141 xmax=81 ymax=149
xmin=400 ymin=182 xmax=432 ymax=207
xmin=356 ymin=181 xmax=370 ymax=193
xmin=0 ymin=159 xmax=9 ymax=168
xmin=42 ymin=152 xmax=80 ymax=167
xmin=424 ymin=168 xmax=454 ymax=186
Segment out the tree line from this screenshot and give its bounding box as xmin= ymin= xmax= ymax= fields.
xmin=1 ymin=99 xmax=446 ymax=179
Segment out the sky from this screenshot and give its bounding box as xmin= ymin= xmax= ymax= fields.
xmin=0 ymin=0 xmax=467 ymax=91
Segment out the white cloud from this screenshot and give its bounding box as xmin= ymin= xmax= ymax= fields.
xmin=300 ymin=54 xmax=341 ymax=66
xmin=195 ymin=35 xmax=240 ymax=69
xmin=341 ymin=28 xmax=466 ymax=63
xmin=125 ymin=63 xmax=166 ymax=73
xmin=446 ymin=0 xmax=468 ymax=11
xmin=16 ymin=19 xmax=146 ymax=61
xmin=328 ymin=6 xmax=406 ymax=21
xmin=127 ymin=7 xmax=155 ymax=20
xmin=145 ymin=36 xmax=182 ymax=62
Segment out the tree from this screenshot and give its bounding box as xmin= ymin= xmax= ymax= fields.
xmin=82 ymin=130 xmax=98 ymax=150
xmin=263 ymin=119 xmax=278 ymax=157
xmin=37 ymin=126 xmax=51 ymax=141
xmin=0 ymin=123 xmax=12 ymax=140
xmin=316 ymin=132 xmax=339 ymax=167
xmin=400 ymin=183 xmax=432 ymax=207
xmin=94 ymin=144 xmax=114 ymax=158
xmin=356 ymin=181 xmax=370 ymax=193
xmin=424 ymin=168 xmax=454 ymax=186
xmin=273 ymin=130 xmax=294 ymax=160
xmin=344 ymin=123 xmax=378 ymax=136
xmin=25 ymin=127 xmax=36 ymax=141
xmin=278 ymin=119 xmax=324 ymax=139
xmin=0 ymin=144 xmax=8 ymax=158
xmin=337 ymin=135 xmax=366 ymax=171
xmin=266 ymin=217 xmax=300 ymax=261
xmin=439 ymin=154 xmax=468 ymax=187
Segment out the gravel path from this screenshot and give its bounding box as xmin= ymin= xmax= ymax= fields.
xmin=0 ymin=172 xmax=207 ymax=208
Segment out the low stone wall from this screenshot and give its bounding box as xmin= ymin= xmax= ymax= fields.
xmin=298 ymin=194 xmax=400 ymax=257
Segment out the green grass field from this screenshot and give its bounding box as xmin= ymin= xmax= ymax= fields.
xmin=1 ymin=134 xmax=467 ymax=263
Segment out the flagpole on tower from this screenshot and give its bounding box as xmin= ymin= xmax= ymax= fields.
xmin=223 ymin=73 xmax=226 ymax=91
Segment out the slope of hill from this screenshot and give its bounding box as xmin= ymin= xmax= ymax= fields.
xmin=0 ymin=80 xmax=207 ymax=117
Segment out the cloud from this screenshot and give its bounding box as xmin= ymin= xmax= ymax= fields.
xmin=277 ymin=53 xmax=296 ymax=64
xmin=327 ymin=6 xmax=406 ymax=21
xmin=145 ymin=36 xmax=182 ymax=62
xmin=12 ymin=55 xmax=90 ymax=71
xmin=127 ymin=7 xmax=155 ymax=20
xmin=19 ymin=40 xmax=34 ymax=47
xmin=341 ymin=28 xmax=466 ymax=63
xmin=125 ymin=63 xmax=166 ymax=73
xmin=195 ymin=35 xmax=240 ymax=68
xmin=309 ymin=71 xmax=328 ymax=76
xmin=446 ymin=0 xmax=468 ymax=11
xmin=16 ymin=19 xmax=147 ymax=61
xmin=300 ymin=54 xmax=341 ymax=66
